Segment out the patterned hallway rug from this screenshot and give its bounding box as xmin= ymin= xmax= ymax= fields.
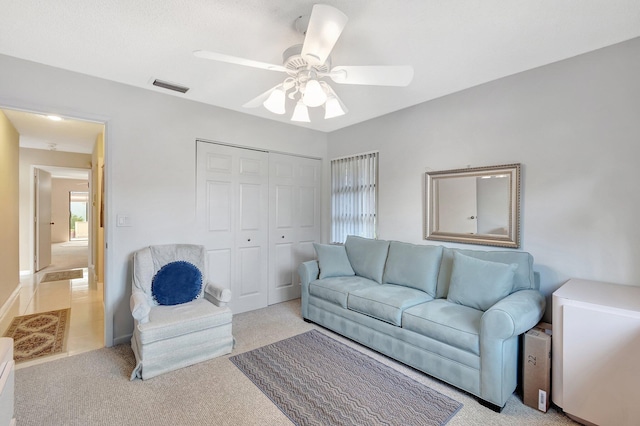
xmin=3 ymin=309 xmax=70 ymax=363
xmin=41 ymin=269 xmax=83 ymax=283
xmin=230 ymin=330 xmax=462 ymax=426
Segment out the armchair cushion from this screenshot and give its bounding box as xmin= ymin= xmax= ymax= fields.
xmin=151 ymin=261 xmax=203 ymax=306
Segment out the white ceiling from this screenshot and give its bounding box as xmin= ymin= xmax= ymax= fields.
xmin=1 ymin=1 xmax=639 ymax=133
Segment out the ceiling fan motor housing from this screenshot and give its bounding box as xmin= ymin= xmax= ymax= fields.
xmin=282 ymin=44 xmax=331 ymax=76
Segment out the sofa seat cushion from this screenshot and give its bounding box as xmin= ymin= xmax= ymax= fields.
xmin=136 ymin=299 xmax=232 ymax=345
xmin=402 ymin=299 xmax=482 ymax=355
xmin=347 ymin=284 xmax=433 ymax=326
xmin=309 ymin=276 xmax=379 ymax=308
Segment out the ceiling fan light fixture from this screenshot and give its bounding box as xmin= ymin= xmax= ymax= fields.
xmin=302 ymin=79 xmax=327 ymax=107
xmin=291 ymin=100 xmax=310 ymax=122
xmin=263 ymin=86 xmax=286 ymax=114
xmin=324 ymin=96 xmax=345 ymax=119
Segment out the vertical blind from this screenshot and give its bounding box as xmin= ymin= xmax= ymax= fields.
xmin=331 ymin=152 xmax=378 ymax=243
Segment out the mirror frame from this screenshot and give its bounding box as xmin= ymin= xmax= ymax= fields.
xmin=424 ymin=163 xmax=521 ymax=248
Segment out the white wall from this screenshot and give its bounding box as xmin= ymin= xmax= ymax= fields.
xmin=0 ymin=54 xmax=327 ymax=345
xmin=328 ymin=37 xmax=640 ymax=320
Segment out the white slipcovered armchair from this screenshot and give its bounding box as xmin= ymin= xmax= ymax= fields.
xmin=130 ymin=244 xmax=234 ymax=380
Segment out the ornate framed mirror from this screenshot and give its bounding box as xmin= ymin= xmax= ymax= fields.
xmin=424 ymin=163 xmax=521 ymax=248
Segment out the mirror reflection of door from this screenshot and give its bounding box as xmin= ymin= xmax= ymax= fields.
xmin=476 ymin=176 xmax=509 ymax=235
xmin=69 ymin=191 xmax=89 ymax=240
xmin=436 ymin=176 xmax=477 ymax=234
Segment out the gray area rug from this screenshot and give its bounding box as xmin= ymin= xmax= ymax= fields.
xmin=41 ymin=269 xmax=83 ymax=283
xmin=230 ymin=329 xmax=463 ymax=426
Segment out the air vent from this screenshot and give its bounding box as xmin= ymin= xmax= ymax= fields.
xmin=152 ymin=79 xmax=190 ymax=94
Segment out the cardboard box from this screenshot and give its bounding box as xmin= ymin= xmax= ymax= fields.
xmin=522 ymin=322 xmax=552 ymax=412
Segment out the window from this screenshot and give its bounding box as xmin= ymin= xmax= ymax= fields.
xmin=69 ymin=191 xmax=89 ymax=240
xmin=331 ymin=152 xmax=378 ymax=243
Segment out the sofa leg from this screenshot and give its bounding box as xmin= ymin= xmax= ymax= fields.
xmin=303 ymin=318 xmax=314 ymax=324
xmin=478 ymin=399 xmax=504 ymax=413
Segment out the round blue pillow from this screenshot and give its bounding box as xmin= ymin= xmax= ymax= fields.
xmin=151 ymin=261 xmax=203 ymax=306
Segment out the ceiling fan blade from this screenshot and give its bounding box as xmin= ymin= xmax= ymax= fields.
xmin=301 ymin=5 xmax=348 ymax=66
xmin=193 ymin=50 xmax=287 ymax=73
xmin=329 ymin=65 xmax=414 ymax=87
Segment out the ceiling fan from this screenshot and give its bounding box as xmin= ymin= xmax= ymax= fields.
xmin=194 ymin=4 xmax=414 ymax=122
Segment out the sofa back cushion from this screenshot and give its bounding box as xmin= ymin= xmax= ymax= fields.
xmin=344 ymin=236 xmax=390 ymax=284
xmin=446 ymin=252 xmax=517 ymax=311
xmin=383 ymin=242 xmax=443 ymax=297
xmin=436 ymin=247 xmax=535 ymax=299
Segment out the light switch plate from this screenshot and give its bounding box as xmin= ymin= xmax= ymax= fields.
xmin=116 ymin=214 xmax=132 ymax=227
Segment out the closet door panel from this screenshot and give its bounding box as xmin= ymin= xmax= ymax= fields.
xmin=268 ymin=153 xmax=321 ymax=305
xmin=197 ymin=141 xmax=268 ymax=314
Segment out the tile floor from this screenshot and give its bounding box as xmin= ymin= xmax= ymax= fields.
xmin=1 ymin=241 xmax=104 ymax=369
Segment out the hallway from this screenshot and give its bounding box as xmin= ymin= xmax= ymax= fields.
xmin=1 ymin=241 xmax=104 ymax=368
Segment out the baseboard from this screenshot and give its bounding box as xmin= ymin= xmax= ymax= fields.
xmin=113 ymin=333 xmax=132 ymax=346
xmin=0 ymin=284 xmax=21 ymax=326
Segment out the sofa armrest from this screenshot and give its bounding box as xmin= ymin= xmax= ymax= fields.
xmin=480 ymin=289 xmax=546 ymax=406
xmin=204 ymin=282 xmax=232 ymax=307
xmin=298 ymin=260 xmax=319 ymax=287
xmin=298 ymin=260 xmax=319 ymax=319
xmin=130 ymin=291 xmax=151 ymax=324
xmin=481 ymin=289 xmax=546 ymax=340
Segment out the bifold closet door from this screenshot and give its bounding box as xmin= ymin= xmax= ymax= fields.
xmin=268 ymin=153 xmax=321 ymax=305
xmin=196 ymin=142 xmax=269 ymax=314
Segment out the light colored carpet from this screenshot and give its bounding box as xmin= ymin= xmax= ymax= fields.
xmin=14 ymin=300 xmax=578 ymax=426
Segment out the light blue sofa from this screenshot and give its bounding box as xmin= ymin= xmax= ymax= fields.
xmin=299 ymin=236 xmax=546 ymax=410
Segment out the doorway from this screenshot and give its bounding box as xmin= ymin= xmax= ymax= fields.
xmin=0 ymin=106 xmax=107 ymax=360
